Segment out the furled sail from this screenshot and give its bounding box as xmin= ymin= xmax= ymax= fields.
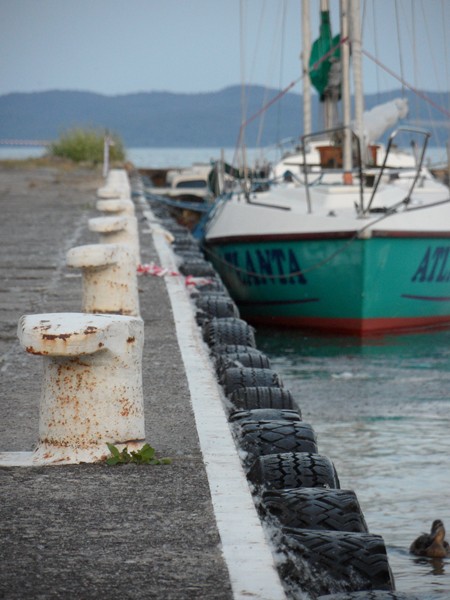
xmin=309 ymin=10 xmax=341 ymax=102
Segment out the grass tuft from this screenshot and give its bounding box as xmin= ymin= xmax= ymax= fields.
xmin=49 ymin=128 xmax=125 ymax=164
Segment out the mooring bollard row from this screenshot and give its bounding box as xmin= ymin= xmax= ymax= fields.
xmin=66 ymin=243 xmax=140 ymax=316
xmin=88 ymin=215 xmax=140 ymax=265
xmin=96 ymin=198 xmax=135 ymax=216
xmin=17 ymin=312 xmax=145 ymax=465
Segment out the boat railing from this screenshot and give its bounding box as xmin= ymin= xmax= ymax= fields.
xmin=365 ymin=126 xmax=431 ymax=214
xmin=301 ymin=126 xmax=364 ymax=214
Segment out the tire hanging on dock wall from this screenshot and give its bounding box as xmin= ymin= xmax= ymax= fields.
xmin=260 ymin=488 xmax=369 ymax=532
xmin=278 ymin=529 xmax=395 ymax=597
xmin=248 ymin=452 xmax=340 ymax=490
xmin=228 ymin=386 xmax=299 ymax=413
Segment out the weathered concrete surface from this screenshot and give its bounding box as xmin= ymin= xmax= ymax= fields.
xmin=0 ymin=163 xmax=233 ymax=599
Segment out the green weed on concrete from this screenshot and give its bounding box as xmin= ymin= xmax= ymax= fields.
xmin=49 ymin=128 xmax=125 ymax=164
xmin=106 ymin=443 xmax=171 ymax=465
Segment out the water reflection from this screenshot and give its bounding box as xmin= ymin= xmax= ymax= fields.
xmin=255 ymin=326 xmax=450 ymax=597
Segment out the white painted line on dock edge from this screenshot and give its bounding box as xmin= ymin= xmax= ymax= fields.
xmin=143 ymin=207 xmax=286 ymax=600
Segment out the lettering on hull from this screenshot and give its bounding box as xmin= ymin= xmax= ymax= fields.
xmin=412 ymin=246 xmax=450 ymax=283
xmin=223 ymin=247 xmax=307 ymax=287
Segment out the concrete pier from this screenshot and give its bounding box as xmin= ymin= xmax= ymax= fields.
xmin=0 ymin=164 xmax=284 ymax=599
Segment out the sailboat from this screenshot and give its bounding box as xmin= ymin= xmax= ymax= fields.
xmin=200 ymin=0 xmax=450 ymax=336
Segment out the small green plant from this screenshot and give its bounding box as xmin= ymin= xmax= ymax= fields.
xmin=106 ymin=442 xmax=171 ymax=466
xmin=49 ymin=127 xmax=125 ymax=164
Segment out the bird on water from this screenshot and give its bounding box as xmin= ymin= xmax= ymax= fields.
xmin=410 ymin=519 xmax=450 ymax=558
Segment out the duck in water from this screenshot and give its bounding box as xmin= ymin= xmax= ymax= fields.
xmin=410 ymin=520 xmax=450 ymax=558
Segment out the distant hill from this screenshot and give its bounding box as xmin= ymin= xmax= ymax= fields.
xmin=0 ymin=86 xmax=448 ymax=147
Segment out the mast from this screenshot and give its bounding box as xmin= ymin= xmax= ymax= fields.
xmin=340 ymin=0 xmax=352 ymax=181
xmin=350 ymin=0 xmax=365 ymax=164
xmin=302 ymin=0 xmax=312 ymax=136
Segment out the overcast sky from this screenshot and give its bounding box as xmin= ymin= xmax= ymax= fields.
xmin=1 ymin=0 xmax=449 ymax=97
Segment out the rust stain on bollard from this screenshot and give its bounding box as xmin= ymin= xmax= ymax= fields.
xmin=26 ymin=346 xmax=49 ymax=355
xmin=42 ymin=333 xmax=72 ymax=341
xmin=84 ymin=326 xmax=98 ymax=334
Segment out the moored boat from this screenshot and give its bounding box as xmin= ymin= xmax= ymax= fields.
xmin=203 ymin=152 xmax=450 ymax=335
xmin=200 ymin=1 xmax=450 ymax=336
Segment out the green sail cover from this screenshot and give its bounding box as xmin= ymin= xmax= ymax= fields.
xmin=309 ymin=10 xmax=341 ymax=101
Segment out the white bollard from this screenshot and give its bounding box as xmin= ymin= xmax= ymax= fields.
xmin=88 ymin=215 xmax=140 ymax=265
xmin=96 ymin=198 xmax=135 ymax=216
xmin=17 ymin=312 xmax=145 ymax=465
xmin=66 ymin=243 xmax=140 ymax=316
xmin=97 ymin=168 xmax=131 ymax=199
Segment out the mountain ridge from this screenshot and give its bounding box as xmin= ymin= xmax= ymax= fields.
xmin=0 ymin=86 xmax=448 ymax=147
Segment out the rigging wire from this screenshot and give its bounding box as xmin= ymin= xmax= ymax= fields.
xmin=275 ymin=0 xmax=288 ymax=145
xmin=416 ymin=0 xmax=443 ymax=149
xmin=394 ymin=0 xmax=406 ymax=97
xmin=361 ymin=48 xmax=450 ymax=120
xmin=255 ymin=3 xmax=286 ymax=151
xmin=420 ymin=0 xmax=443 ymax=98
xmin=248 ymin=0 xmax=267 ymax=88
xmin=442 ymin=0 xmax=450 ymax=117
xmin=246 ymin=0 xmax=269 ymax=153
xmin=239 ymin=0 xmax=247 ymax=157
xmin=361 ymin=0 xmax=382 ymax=104
xmin=411 ymin=0 xmax=419 ymax=122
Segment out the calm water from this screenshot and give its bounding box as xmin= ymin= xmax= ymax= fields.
xmin=0 ymin=146 xmax=270 ymax=167
xmin=0 ymin=145 xmax=447 ymax=170
xmin=256 ymin=326 xmax=450 ymax=598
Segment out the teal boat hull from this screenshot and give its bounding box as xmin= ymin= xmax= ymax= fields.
xmin=205 ymin=235 xmax=450 ymax=335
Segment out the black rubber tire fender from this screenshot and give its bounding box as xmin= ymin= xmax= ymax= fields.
xmin=179 ymin=259 xmax=217 ymax=277
xmin=221 ymin=367 xmax=283 ymax=397
xmin=195 ymin=295 xmax=240 ymax=324
xmin=317 ymin=592 xmax=422 ymax=599
xmin=229 ymin=386 xmax=299 ymax=414
xmin=173 ymin=239 xmax=200 ymax=251
xmin=202 ymin=318 xmax=256 ymax=348
xmin=279 ymin=528 xmax=394 ymax=596
xmin=229 ymin=408 xmax=301 ymax=423
xmin=176 ymin=249 xmax=205 ymax=260
xmin=261 ymin=488 xmax=368 ymax=532
xmin=248 ymin=452 xmax=340 ymax=490
xmin=210 ymin=344 xmax=262 ymax=356
xmin=215 ymin=351 xmax=271 ymax=377
xmin=237 ymin=421 xmax=318 ymax=467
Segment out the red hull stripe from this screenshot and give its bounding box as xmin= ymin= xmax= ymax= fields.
xmin=245 ymin=314 xmax=450 ymax=335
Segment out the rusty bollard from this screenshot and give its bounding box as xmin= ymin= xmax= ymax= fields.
xmin=96 ymin=198 xmax=135 ymax=216
xmin=17 ymin=313 xmax=145 ymax=465
xmin=88 ymin=215 xmax=140 ymax=265
xmin=66 ymin=243 xmax=140 ymax=317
